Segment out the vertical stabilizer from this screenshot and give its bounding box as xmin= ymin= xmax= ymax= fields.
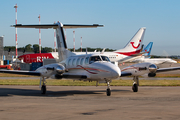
xmin=115 ymin=27 xmax=146 ymax=56
xmin=142 ymin=42 xmax=153 ymax=58
xmin=56 ymin=22 xmax=69 ymax=62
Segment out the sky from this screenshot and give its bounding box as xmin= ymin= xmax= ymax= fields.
xmin=0 ymin=0 xmax=180 ymax=55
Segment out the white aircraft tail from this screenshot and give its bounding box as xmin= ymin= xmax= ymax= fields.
xmin=13 ymin=22 xmax=103 ymax=62
xmin=114 ymin=27 xmax=146 ymax=56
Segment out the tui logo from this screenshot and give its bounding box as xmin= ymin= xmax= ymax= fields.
xmin=130 ymin=40 xmax=141 ymax=49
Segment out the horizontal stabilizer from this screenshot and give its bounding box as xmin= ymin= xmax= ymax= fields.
xmin=117 ymin=51 xmax=148 ymax=63
xmin=11 ymin=23 xmax=104 ymax=29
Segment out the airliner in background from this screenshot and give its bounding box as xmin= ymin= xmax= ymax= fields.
xmin=18 ymin=27 xmax=146 ymax=64
xmin=132 ymin=42 xmax=177 ymax=68
xmin=1 ymin=22 xmax=180 ymax=96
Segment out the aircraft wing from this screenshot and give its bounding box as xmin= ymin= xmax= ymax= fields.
xmin=11 ymin=24 xmax=104 ymax=29
xmin=0 ymin=69 xmax=41 ymax=76
xmin=156 ymin=67 xmax=180 ymax=73
xmin=61 ymin=74 xmax=87 ymax=79
xmin=117 ymin=51 xmax=148 ymax=63
xmin=0 ymin=69 xmax=88 ymax=79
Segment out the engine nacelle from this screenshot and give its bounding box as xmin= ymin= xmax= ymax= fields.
xmin=148 ymin=73 xmax=156 ymax=77
xmin=148 ymin=64 xmax=157 ymax=77
xmin=55 ymin=64 xmax=65 ymax=74
xmin=148 ymin=64 xmax=157 ymax=73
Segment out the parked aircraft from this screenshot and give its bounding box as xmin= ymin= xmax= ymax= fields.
xmin=1 ymin=22 xmax=180 ymax=96
xmin=18 ymin=27 xmax=146 ymax=64
xmin=1 ymin=22 xmax=122 ymax=96
xmin=132 ymin=42 xmax=177 ymax=67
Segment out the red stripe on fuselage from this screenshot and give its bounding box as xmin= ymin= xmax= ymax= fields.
xmin=115 ymin=49 xmax=141 ymax=56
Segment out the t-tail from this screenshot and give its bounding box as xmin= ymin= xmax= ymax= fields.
xmin=12 ymin=22 xmax=103 ymax=62
xmin=142 ymin=42 xmax=153 ymax=58
xmin=114 ymin=27 xmax=146 ymax=56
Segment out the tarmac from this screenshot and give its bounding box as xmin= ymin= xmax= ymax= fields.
xmin=1 ymin=85 xmax=180 ymax=120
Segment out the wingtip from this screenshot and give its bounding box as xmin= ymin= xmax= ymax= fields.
xmin=93 ymin=24 xmax=104 ymax=27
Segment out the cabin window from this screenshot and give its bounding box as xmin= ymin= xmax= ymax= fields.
xmin=85 ymin=57 xmax=89 ymax=64
xmin=76 ymin=58 xmax=80 ymax=65
xmin=68 ymin=59 xmax=72 ymax=66
xmin=101 ymin=56 xmax=110 ymax=62
xmin=72 ymin=58 xmax=76 ymax=66
xmin=89 ymin=56 xmax=101 ymax=64
xmin=80 ymin=58 xmax=84 ymax=65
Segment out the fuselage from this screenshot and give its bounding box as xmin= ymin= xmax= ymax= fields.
xmin=36 ymin=53 xmax=121 ymax=81
xmin=133 ymin=57 xmax=177 ymax=64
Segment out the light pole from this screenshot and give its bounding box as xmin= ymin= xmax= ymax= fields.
xmin=38 ymin=14 xmax=41 ymax=53
xmin=14 ymin=4 xmax=18 ymax=58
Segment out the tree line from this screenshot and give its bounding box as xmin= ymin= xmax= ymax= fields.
xmin=4 ymin=44 xmax=116 ymax=53
xmin=4 ymin=44 xmax=53 ymax=53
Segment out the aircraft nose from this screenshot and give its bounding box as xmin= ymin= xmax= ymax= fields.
xmin=111 ymin=66 xmax=121 ymax=78
xmin=173 ymin=60 xmax=177 ymax=63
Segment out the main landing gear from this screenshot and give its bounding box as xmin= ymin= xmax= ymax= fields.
xmin=40 ymin=77 xmax=46 ymax=94
xmin=106 ymin=81 xmax=111 ymax=96
xmin=132 ymin=76 xmax=139 ymax=92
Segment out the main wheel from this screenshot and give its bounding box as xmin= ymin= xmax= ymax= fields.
xmin=41 ymin=85 xmax=46 ymax=94
xmin=106 ymin=88 xmax=111 ymax=96
xmin=132 ymin=84 xmax=138 ymax=92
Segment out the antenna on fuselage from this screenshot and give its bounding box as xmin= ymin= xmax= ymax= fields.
xmin=86 ymin=47 xmax=87 ymax=54
xmin=101 ymin=48 xmax=106 ymax=54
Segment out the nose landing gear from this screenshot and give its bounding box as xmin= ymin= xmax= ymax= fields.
xmin=132 ymin=76 xmax=139 ymax=92
xmin=106 ymin=81 xmax=111 ymax=96
xmin=40 ymin=77 xmax=46 ymax=94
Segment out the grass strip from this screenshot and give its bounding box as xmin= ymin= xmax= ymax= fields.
xmin=1 ymin=79 xmax=180 ymax=86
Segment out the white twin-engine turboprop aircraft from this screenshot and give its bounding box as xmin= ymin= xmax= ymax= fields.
xmin=1 ymin=22 xmax=180 ymax=96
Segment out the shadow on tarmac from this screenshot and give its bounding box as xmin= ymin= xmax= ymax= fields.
xmin=0 ymin=87 xmax=130 ymax=97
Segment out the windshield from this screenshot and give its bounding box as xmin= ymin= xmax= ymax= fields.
xmin=89 ymin=56 xmax=101 ymax=64
xmin=101 ymin=56 xmax=110 ymax=62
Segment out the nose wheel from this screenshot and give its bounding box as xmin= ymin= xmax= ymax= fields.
xmin=41 ymin=85 xmax=46 ymax=94
xmin=106 ymin=81 xmax=111 ymax=96
xmin=132 ymin=83 xmax=138 ymax=92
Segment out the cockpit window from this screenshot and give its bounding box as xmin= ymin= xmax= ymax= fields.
xmin=89 ymin=56 xmax=101 ymax=64
xmin=101 ymin=56 xmax=110 ymax=62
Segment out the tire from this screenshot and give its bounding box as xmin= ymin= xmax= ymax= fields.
xmin=132 ymin=84 xmax=138 ymax=92
xmin=106 ymin=88 xmax=111 ymax=96
xmin=41 ymin=85 xmax=46 ymax=94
